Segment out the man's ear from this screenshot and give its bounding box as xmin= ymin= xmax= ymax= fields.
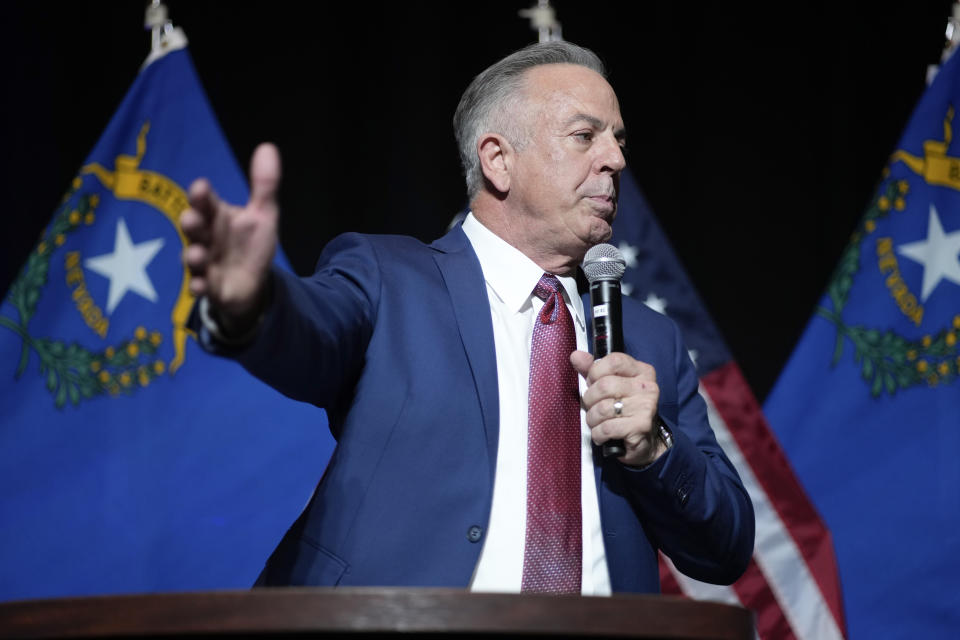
xmin=477 ymin=133 xmax=512 ymax=194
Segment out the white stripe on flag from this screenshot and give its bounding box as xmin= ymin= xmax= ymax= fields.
xmin=664 ymin=553 xmax=743 ymax=605
xmin=699 ymin=386 xmax=845 ymax=640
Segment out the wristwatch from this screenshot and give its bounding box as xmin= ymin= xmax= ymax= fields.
xmin=656 ymin=414 xmax=674 ymax=450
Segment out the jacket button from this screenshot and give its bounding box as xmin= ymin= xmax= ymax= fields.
xmin=677 ymin=488 xmax=690 ymax=507
xmin=467 ymin=525 xmax=483 ymax=542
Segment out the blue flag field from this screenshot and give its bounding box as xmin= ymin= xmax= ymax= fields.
xmin=0 ymin=44 xmax=334 ymax=600
xmin=765 ymin=48 xmax=960 ymax=638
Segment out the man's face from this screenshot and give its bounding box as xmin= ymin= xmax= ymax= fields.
xmin=508 ymin=64 xmax=626 ymax=263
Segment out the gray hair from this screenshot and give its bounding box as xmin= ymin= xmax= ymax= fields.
xmin=453 ymin=41 xmax=606 ymax=201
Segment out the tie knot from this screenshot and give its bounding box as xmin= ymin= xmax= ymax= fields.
xmin=533 ymin=274 xmax=564 ymax=324
xmin=533 ymin=274 xmax=562 ymax=301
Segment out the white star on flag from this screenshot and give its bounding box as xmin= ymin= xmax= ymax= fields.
xmin=643 ymin=292 xmax=668 ymax=315
xmin=897 ymin=204 xmax=960 ymax=301
xmin=84 ymin=218 xmax=165 ymax=314
xmin=621 ymin=282 xmax=634 ymax=297
xmin=618 ymin=241 xmax=639 ymax=269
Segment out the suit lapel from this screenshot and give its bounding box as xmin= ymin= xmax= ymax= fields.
xmin=431 ymin=226 xmax=500 ymax=480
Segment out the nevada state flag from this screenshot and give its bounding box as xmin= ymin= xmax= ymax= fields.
xmin=765 ymin=44 xmax=960 ymax=639
xmin=0 ymin=40 xmax=334 ymax=600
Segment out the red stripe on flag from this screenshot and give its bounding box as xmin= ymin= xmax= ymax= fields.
xmin=660 ymin=552 xmax=793 ymax=639
xmin=732 ymin=558 xmax=797 ymax=640
xmin=657 ymin=553 xmax=684 ymax=596
xmin=701 ymin=361 xmax=846 ymax=635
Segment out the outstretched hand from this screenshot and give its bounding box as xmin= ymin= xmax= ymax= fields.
xmin=181 ymin=143 xmax=281 ymax=332
xmin=570 ymin=350 xmax=666 ymax=467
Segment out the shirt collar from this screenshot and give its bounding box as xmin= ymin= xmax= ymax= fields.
xmin=461 ymin=213 xmax=585 ymax=327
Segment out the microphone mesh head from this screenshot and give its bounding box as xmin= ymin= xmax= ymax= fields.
xmin=582 ymin=243 xmax=626 ymax=283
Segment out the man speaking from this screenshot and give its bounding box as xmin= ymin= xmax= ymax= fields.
xmin=181 ymin=41 xmax=754 ymax=594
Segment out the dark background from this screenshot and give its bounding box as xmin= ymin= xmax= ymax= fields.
xmin=3 ymin=1 xmax=952 ymax=401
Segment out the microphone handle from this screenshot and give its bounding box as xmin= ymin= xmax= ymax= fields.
xmin=590 ymin=280 xmax=626 ymax=458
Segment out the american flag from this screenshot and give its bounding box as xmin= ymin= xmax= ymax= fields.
xmin=611 ymin=168 xmax=846 ymax=640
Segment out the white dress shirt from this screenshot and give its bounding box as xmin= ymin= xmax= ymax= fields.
xmin=462 ymin=213 xmax=612 ymax=595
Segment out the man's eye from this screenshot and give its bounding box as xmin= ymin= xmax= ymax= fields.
xmin=574 ymin=131 xmax=594 ymax=142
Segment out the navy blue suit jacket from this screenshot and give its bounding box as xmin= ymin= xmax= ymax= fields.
xmin=208 ymin=225 xmax=754 ymax=592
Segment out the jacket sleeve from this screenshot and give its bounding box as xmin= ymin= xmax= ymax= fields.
xmin=194 ymin=233 xmax=382 ymax=409
xmin=618 ymin=318 xmax=755 ymax=585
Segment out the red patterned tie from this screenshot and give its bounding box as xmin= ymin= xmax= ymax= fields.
xmin=521 ymin=273 xmax=582 ymax=593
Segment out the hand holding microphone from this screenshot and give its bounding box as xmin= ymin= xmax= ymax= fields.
xmin=583 ymin=244 xmax=628 ymax=458
xmin=573 ymin=244 xmax=668 ymax=466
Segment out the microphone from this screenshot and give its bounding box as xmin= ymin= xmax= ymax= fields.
xmin=582 ymin=243 xmax=627 ymax=459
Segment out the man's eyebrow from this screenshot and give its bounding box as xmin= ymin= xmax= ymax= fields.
xmin=563 ymin=113 xmax=603 ymax=129
xmin=563 ymin=113 xmax=627 ymax=141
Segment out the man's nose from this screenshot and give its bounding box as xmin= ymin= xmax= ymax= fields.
xmin=596 ymin=133 xmax=626 ymax=174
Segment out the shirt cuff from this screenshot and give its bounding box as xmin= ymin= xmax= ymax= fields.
xmin=197 ymin=296 xmax=264 ymax=348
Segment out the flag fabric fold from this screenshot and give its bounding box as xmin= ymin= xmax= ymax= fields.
xmin=765 ymin=47 xmax=960 ymax=639
xmin=0 ymin=45 xmax=334 ymax=601
xmin=611 ymin=169 xmax=846 ymax=639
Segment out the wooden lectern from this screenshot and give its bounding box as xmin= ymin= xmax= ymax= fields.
xmin=0 ymin=588 xmax=753 ymax=638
